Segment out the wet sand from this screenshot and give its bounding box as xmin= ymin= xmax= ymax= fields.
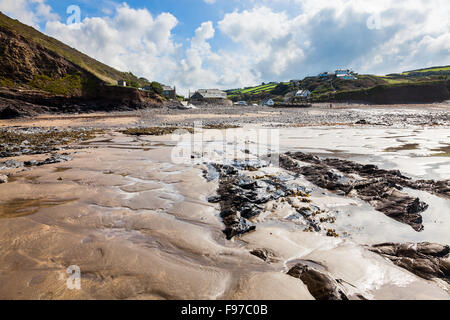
xmin=0 ymin=113 xmax=140 ymax=128
xmin=0 ymin=104 xmax=449 ymax=300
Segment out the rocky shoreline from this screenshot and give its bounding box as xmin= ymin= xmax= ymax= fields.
xmin=205 ymin=156 xmax=450 ymax=298
xmin=280 ymin=152 xmax=449 ymax=231
xmin=0 ymin=110 xmax=449 ymax=299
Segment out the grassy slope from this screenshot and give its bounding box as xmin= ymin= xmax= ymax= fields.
xmin=0 ymin=11 xmax=148 ymax=87
xmin=227 ymin=83 xmax=278 ymax=97
xmin=226 ymin=65 xmax=450 ymax=102
xmin=402 ymin=65 xmax=450 ymax=75
xmin=226 ymin=83 xmax=291 ymax=100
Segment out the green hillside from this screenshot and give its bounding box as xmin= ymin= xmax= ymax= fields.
xmin=226 ymin=65 xmax=450 ymax=103
xmin=0 ymin=11 xmax=149 ymax=87
xmin=227 ymin=83 xmax=281 ymax=97
xmin=226 ymin=82 xmax=291 ymax=102
xmin=401 ymin=65 xmax=450 ymax=75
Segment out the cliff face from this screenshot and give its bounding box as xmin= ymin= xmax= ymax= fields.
xmin=0 ymin=13 xmax=164 ymax=118
xmin=323 ymin=80 xmax=450 ymax=104
xmin=0 ymin=27 xmax=80 ymax=83
xmin=0 ymin=85 xmax=163 ymax=118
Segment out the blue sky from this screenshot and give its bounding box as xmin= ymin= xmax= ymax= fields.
xmin=0 ymin=0 xmax=449 ymax=95
xmin=45 ymin=0 xmax=232 ymax=42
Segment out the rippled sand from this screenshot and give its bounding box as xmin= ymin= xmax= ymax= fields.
xmin=0 ymin=127 xmax=449 ymax=300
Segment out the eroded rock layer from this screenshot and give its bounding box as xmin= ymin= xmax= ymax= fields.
xmin=279 ymin=152 xmax=450 ymax=231
xmin=369 ymin=242 xmax=450 ymax=283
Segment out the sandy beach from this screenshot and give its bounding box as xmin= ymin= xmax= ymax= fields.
xmin=0 ymin=103 xmax=449 ymax=300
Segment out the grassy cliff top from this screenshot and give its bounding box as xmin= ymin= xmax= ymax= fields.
xmin=0 ymin=11 xmax=148 ymax=87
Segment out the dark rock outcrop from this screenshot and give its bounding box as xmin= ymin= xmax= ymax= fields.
xmin=0 ymin=105 xmax=21 ymax=119
xmin=327 ymin=80 xmax=450 ymax=104
xmin=280 ymin=152 xmax=450 ymax=231
xmin=0 ymin=85 xmax=163 ymax=118
xmin=210 ymin=164 xmax=261 ymax=239
xmin=0 ymin=20 xmax=164 ymax=117
xmin=207 ymin=161 xmax=312 ymax=239
xmin=287 ymin=263 xmax=349 ymax=300
xmin=250 ymin=248 xmax=279 ymax=263
xmin=369 ymin=242 xmax=450 ymax=283
xmin=0 ymin=155 xmax=70 ymax=171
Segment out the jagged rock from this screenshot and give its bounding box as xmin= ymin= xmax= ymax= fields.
xmin=287 ymin=263 xmax=349 ymax=300
xmin=369 ymin=242 xmax=450 ymax=283
xmin=23 ymin=155 xmax=71 ymax=167
xmin=0 ymin=159 xmax=24 ymax=169
xmin=223 ymin=216 xmax=255 ymax=240
xmin=0 ymin=174 xmax=7 ymax=183
xmin=207 ymin=160 xmax=318 ymax=239
xmin=0 ymin=106 xmax=21 ymax=119
xmin=207 ymin=195 xmax=221 ymax=203
xmin=280 ymin=152 xmax=438 ymax=231
xmin=250 ymin=248 xmax=279 ymax=263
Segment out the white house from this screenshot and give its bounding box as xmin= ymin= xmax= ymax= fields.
xmin=335 ymin=69 xmax=352 ymax=75
xmin=191 ymin=89 xmax=227 ymax=100
xmin=260 ymin=98 xmax=274 ymax=106
xmin=295 ymin=89 xmax=311 ymax=98
xmin=118 ymin=80 xmax=127 ymax=87
xmin=335 ymin=69 xmax=356 ymax=80
xmin=318 ymin=72 xmax=335 ymax=78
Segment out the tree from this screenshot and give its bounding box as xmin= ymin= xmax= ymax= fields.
xmin=150 ymin=81 xmax=163 ymax=95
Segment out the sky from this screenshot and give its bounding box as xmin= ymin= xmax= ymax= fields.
xmin=0 ymin=0 xmax=449 ymax=95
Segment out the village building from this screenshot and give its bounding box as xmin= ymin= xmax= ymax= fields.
xmin=260 ymin=98 xmax=275 ymax=106
xmin=337 ymin=74 xmax=357 ymax=80
xmin=118 ymin=80 xmax=127 ymax=87
xmin=318 ymin=72 xmax=335 ymax=78
xmin=161 ymin=85 xmax=176 ymax=99
xmin=295 ymin=89 xmax=311 ymax=98
xmin=142 ymin=84 xmax=177 ymax=99
xmin=335 ymin=69 xmax=356 ymax=80
xmin=190 ymin=89 xmax=227 ymax=102
xmin=335 ymin=69 xmax=352 ymax=75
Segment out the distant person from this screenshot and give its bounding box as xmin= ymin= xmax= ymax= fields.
xmin=330 ymin=103 xmax=333 ymax=109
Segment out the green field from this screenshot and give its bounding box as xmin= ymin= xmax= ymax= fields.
xmin=226 ymin=82 xmax=291 ymax=98
xmin=402 ymin=66 xmax=450 ymax=75
xmin=379 ymin=77 xmax=413 ymax=84
xmin=227 ymin=83 xmax=278 ymax=97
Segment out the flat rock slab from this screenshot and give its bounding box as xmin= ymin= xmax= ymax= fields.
xmin=369 ymin=242 xmax=450 ymax=283
xmin=279 ymin=152 xmax=449 ymax=232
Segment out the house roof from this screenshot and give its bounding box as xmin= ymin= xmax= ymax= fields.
xmin=195 ymin=89 xmax=227 ymax=99
xmin=162 ymin=85 xmax=173 ymax=91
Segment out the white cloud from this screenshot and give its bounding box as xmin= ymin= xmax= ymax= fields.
xmin=0 ymin=0 xmax=59 ymax=28
xmin=45 ymin=4 xmax=181 ymax=89
xmin=2 ymin=0 xmax=450 ymax=94
xmin=215 ymin=0 xmax=450 ymax=80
